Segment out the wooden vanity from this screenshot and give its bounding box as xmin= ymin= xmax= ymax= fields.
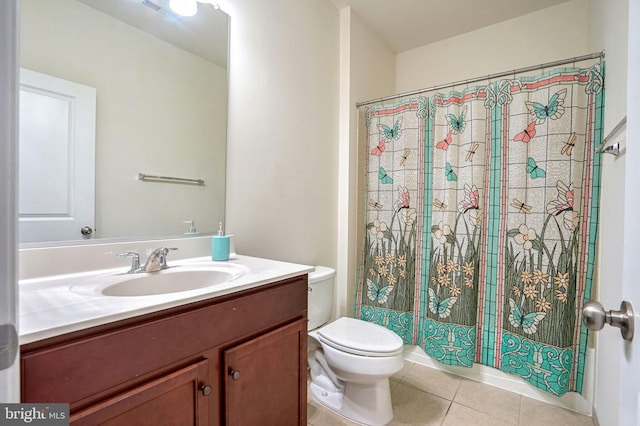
xmin=20 ymin=274 xmax=308 ymax=425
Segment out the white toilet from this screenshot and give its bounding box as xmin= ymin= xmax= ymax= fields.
xmin=307 ymin=266 xmax=404 ymax=426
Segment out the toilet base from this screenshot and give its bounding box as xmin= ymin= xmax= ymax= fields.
xmin=309 ymin=381 xmax=343 ymax=412
xmin=310 ymin=378 xmax=394 ymax=426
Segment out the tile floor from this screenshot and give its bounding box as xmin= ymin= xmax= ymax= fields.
xmin=307 ymin=360 xmax=596 ymax=426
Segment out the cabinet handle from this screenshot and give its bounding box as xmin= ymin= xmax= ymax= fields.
xmin=201 ymin=385 xmax=212 ymax=396
xmin=229 ymin=369 xmax=241 ymax=381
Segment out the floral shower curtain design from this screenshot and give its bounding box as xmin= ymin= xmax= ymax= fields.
xmin=355 ymin=63 xmax=604 ymax=396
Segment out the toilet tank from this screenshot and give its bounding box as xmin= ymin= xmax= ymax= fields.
xmin=308 ymin=266 xmax=335 ymax=330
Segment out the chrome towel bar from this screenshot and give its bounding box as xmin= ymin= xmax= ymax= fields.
xmin=138 ymin=173 xmax=205 ymax=186
xmin=596 ymin=116 xmax=626 ymax=157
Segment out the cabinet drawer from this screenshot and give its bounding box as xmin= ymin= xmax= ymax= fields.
xmin=22 ymin=276 xmax=307 ymax=408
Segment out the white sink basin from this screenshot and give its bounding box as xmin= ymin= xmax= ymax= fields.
xmin=102 ymin=269 xmax=234 ymax=296
xmin=70 ymin=264 xmax=248 ymax=297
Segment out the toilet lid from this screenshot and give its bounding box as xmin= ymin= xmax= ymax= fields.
xmin=317 ymin=317 xmax=404 ymax=357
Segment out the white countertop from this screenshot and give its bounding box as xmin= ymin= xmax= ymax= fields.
xmin=19 ymin=255 xmax=313 ymax=344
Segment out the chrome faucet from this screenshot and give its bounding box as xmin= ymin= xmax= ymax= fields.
xmin=118 ymin=247 xmax=178 ymax=273
xmin=148 ymin=247 xmax=178 ymax=271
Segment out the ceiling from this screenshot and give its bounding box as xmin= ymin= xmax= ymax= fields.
xmin=78 ymin=0 xmax=229 ymax=67
xmin=76 ymin=0 xmax=573 ymax=67
xmin=332 ymin=0 xmax=572 ymax=53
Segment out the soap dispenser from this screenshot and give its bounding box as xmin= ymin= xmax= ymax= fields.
xmin=211 ymin=222 xmax=230 ymax=261
xmin=183 ymin=220 xmax=199 ymax=235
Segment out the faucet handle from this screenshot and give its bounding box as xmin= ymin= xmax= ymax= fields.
xmin=159 ymin=247 xmax=178 ymax=269
xmin=118 ymin=251 xmax=141 ymax=274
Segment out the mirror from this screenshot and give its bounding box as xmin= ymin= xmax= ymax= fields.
xmin=19 ymin=0 xmax=229 ymax=246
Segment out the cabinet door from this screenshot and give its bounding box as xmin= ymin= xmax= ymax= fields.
xmin=224 ymin=319 xmax=307 ymax=426
xmin=71 ymin=359 xmax=210 ymax=426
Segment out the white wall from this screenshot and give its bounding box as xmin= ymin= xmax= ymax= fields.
xmin=587 ymin=1 xmax=629 ymax=425
xmin=337 ymin=8 xmax=395 ymax=317
xmin=222 ymin=0 xmax=340 ymax=267
xmin=20 ymin=0 xmax=227 ymax=239
xmin=395 ymin=0 xmax=589 ymax=92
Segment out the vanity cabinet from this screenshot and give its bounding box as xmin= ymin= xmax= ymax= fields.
xmin=21 ymin=275 xmax=308 ymax=425
xmin=224 ymin=319 xmax=306 ymax=426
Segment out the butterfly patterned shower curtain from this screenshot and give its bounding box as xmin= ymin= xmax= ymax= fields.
xmin=355 ymin=62 xmax=604 ymax=396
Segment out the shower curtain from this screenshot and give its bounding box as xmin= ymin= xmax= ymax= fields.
xmin=355 ymin=63 xmax=604 ymax=396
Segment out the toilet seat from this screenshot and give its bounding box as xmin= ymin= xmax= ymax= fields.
xmin=317 ymin=317 xmax=404 ymax=357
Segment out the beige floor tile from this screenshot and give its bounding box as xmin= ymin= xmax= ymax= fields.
xmin=388 ymin=381 xmax=451 ymax=425
xmin=519 ymin=397 xmax=594 ymax=426
xmin=442 ymin=403 xmax=516 ymax=426
xmin=398 ymin=362 xmax=462 ymax=401
xmin=390 ymin=361 xmax=414 ymax=393
xmin=307 ymin=359 xmax=594 ymax=426
xmin=392 ymin=359 xmax=415 ymax=381
xmin=390 ymin=376 xmax=402 ymax=391
xmin=307 ymin=399 xmax=360 ymax=426
xmin=453 ymin=379 xmax=520 ymax=424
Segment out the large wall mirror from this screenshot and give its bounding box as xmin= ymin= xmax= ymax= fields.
xmin=19 ymin=0 xmax=228 ymax=246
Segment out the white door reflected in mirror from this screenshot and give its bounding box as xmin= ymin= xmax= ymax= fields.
xmin=19 ymin=69 xmax=96 ymax=244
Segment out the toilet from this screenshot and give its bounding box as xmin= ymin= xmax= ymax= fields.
xmin=307 ymin=266 xmax=404 ymax=426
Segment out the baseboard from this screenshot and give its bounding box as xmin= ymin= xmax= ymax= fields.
xmin=402 ymin=345 xmax=594 ymax=416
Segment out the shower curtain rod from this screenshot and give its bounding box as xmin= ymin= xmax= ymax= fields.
xmin=355 ymin=50 xmax=605 ymax=108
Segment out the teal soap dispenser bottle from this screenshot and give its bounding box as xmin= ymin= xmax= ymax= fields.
xmin=211 ymin=222 xmax=230 ymax=261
